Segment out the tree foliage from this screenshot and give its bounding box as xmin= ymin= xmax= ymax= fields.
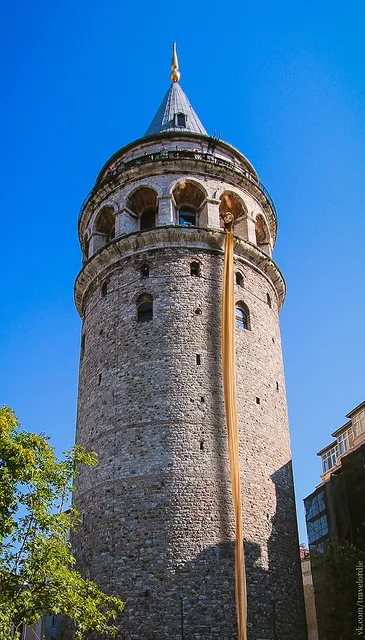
xmin=0 ymin=406 xmax=124 ymax=639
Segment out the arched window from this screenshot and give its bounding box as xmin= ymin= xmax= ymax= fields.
xmin=190 ymin=261 xmax=200 ymax=276
xmin=95 ymin=206 xmax=115 ymax=241
xmin=236 ymin=272 xmax=244 ymax=287
xmin=266 ymin=293 xmax=272 ymax=308
xmin=176 ymin=113 xmax=186 ymax=127
xmin=140 ymin=208 xmax=156 ymax=231
xmin=235 ymin=303 xmax=250 ymax=330
xmin=127 ymin=187 xmax=158 ymax=231
xmin=255 ymin=214 xmax=270 ymax=247
xmin=179 ymin=206 xmax=196 ymax=226
xmin=137 ymin=294 xmax=153 ymax=323
xmin=172 ymin=181 xmax=206 ymax=227
xmin=219 ymin=192 xmax=246 ymax=225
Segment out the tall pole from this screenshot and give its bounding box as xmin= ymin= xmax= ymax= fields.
xmin=222 ymin=213 xmax=247 ymax=640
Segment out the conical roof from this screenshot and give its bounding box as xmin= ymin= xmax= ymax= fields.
xmin=144 ymin=82 xmax=207 ymax=137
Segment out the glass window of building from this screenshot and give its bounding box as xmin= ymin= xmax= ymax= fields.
xmin=337 ymin=428 xmax=353 ymax=454
xmin=307 ymin=514 xmax=329 ymax=546
xmin=352 ymin=408 xmax=365 ymax=439
xmin=322 ymin=445 xmax=339 ymax=473
xmin=305 ymin=491 xmax=326 ymax=520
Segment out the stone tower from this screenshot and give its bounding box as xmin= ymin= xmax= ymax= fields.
xmin=73 ymin=46 xmax=307 ymax=640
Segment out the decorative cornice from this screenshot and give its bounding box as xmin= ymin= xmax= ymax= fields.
xmin=74 ymin=226 xmax=286 ymax=317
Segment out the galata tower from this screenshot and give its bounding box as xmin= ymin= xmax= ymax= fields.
xmin=72 ymin=44 xmax=307 ymax=640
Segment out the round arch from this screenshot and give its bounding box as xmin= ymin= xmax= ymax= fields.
xmin=255 ymin=213 xmax=270 ymax=245
xmin=171 ymin=179 xmax=207 ymax=227
xmin=94 ymin=205 xmax=115 ymax=240
xmin=219 ymin=190 xmax=247 ymax=224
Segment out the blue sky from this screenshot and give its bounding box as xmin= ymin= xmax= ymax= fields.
xmin=1 ymin=0 xmax=365 ymax=543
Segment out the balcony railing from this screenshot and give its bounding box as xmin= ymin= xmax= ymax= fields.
xmin=78 ymin=149 xmax=277 ymax=223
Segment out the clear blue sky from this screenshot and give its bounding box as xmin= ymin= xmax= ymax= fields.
xmin=1 ymin=0 xmax=365 ymax=543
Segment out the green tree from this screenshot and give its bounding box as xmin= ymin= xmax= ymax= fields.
xmin=0 ymin=406 xmax=124 ymax=639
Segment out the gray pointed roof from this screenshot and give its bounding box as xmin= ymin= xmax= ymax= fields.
xmin=144 ymin=82 xmax=207 ymax=137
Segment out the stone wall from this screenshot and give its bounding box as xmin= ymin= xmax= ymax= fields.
xmin=73 ymin=233 xmax=307 ymax=639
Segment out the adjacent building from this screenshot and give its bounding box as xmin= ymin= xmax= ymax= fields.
xmin=304 ymin=400 xmax=365 ymax=639
xmin=304 ymin=400 xmax=365 ymax=551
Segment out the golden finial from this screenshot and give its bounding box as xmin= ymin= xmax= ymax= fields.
xmin=170 ymin=42 xmax=180 ymax=83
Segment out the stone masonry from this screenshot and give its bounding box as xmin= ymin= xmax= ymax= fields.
xmin=72 ymin=129 xmax=307 ymax=639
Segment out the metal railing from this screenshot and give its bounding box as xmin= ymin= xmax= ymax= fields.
xmin=78 ymin=148 xmax=277 ymax=223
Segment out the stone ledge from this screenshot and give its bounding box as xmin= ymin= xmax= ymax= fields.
xmin=74 ymin=227 xmax=286 ymax=316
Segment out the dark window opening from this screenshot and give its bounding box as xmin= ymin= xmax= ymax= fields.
xmin=195 ymin=308 xmax=202 ymax=315
xmin=176 ymin=113 xmax=186 ymax=127
xmin=141 ymin=263 xmax=149 ymax=277
xmin=276 ymin=381 xmax=279 ymax=391
xmin=140 ymin=208 xmax=156 ymax=231
xmin=267 ymin=293 xmax=272 ymax=308
xmin=256 ymin=397 xmax=261 ymax=405
xmin=179 ymin=206 xmax=196 ymax=226
xmin=200 ymin=440 xmax=204 ymax=451
xmin=235 ymin=305 xmax=249 ymax=329
xmin=200 ymin=396 xmax=205 ymax=403
xmin=95 ymin=206 xmax=115 ymax=241
xmin=196 ymin=354 xmax=201 ymax=365
xmin=137 ymin=295 xmax=153 ymax=323
xmin=190 ymin=261 xmax=200 ymax=276
xmin=101 ymin=281 xmax=108 ymax=297
xmin=236 ymin=272 xmax=244 ymax=287
xmin=98 ymin=373 xmax=102 ymax=385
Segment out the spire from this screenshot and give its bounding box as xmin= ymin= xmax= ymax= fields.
xmin=144 ymin=43 xmax=207 ymax=137
xmin=170 ymin=42 xmax=180 ymax=83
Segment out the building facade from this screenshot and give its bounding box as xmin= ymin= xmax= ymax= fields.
xmin=304 ymin=400 xmax=365 ymax=639
xmin=304 ymin=400 xmax=365 ymax=551
xmin=72 ymin=47 xmax=306 ymax=639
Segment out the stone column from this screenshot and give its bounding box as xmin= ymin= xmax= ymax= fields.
xmin=157 ymin=195 xmax=175 ymax=225
xmin=235 ymin=214 xmax=256 ymax=243
xmin=89 ymin=232 xmax=106 ymax=255
xmin=199 ymin=198 xmax=220 ymax=229
xmin=116 ymin=208 xmax=138 ymax=236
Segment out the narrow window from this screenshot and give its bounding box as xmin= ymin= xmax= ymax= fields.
xmin=140 ymin=209 xmax=156 ymax=231
xmin=141 ymin=263 xmax=149 ymax=278
xmin=179 ymin=206 xmax=196 ymax=226
xmin=101 ymin=281 xmax=108 ymax=297
xmin=235 ymin=304 xmax=250 ymax=330
xmin=256 ymin=397 xmax=261 ymax=405
xmin=276 ymin=381 xmax=279 ymax=391
xmin=176 ymin=113 xmax=186 ymax=127
xmin=190 ymin=261 xmax=200 ymax=276
xmin=137 ymin=294 xmax=153 ymax=323
xmin=200 ymin=440 xmax=204 ymax=451
xmin=236 ymin=272 xmax=244 ymax=287
xmin=196 ymin=354 xmax=201 ymax=365
xmin=98 ymin=373 xmax=102 ymax=385
xmin=200 ymin=396 xmax=205 ymax=403
xmin=267 ymin=293 xmax=272 ymax=308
